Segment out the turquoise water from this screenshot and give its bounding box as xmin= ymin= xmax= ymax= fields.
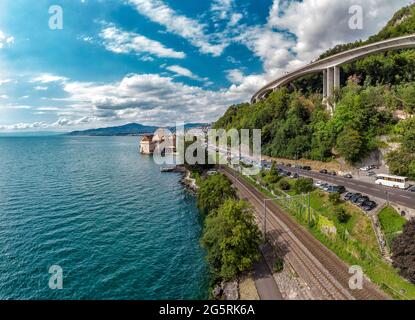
xmin=0 ymin=136 xmax=209 ymax=299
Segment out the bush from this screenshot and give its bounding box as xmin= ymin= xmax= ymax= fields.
xmin=197 ymin=174 xmax=236 ymax=214
xmin=391 ymin=219 xmax=415 ymax=284
xmin=329 ymin=192 xmax=341 ymax=205
xmin=201 ymin=199 xmax=262 ymax=280
xmin=293 ymin=177 xmax=314 ymax=194
xmin=335 ymin=207 xmax=351 ymax=223
xmin=278 ymin=179 xmax=291 ymax=191
xmin=273 ymin=256 xmax=284 ymax=273
xmin=264 ymin=173 xmax=281 ymax=186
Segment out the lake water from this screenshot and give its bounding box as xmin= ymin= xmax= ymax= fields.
xmin=0 ymin=136 xmax=209 ymax=299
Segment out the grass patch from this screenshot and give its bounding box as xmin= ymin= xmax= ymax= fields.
xmin=378 ymin=206 xmax=406 ymax=249
xmin=241 ymin=171 xmax=415 ymax=300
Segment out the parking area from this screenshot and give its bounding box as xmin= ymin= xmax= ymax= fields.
xmin=274 ymin=165 xmax=389 ymax=214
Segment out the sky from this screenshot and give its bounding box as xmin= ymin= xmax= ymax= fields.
xmin=0 ymin=0 xmax=413 ymax=131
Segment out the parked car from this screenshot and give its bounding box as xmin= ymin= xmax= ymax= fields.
xmin=326 ymin=185 xmax=337 ymax=193
xmin=319 ymin=182 xmax=329 ymax=190
xmin=361 ymin=200 xmax=377 ymax=211
xmin=332 ymin=185 xmax=346 ymax=194
xmin=367 ymin=171 xmax=376 ymax=177
xmin=360 ymin=166 xmax=371 ymax=171
xmin=344 ymin=192 xmax=354 ymax=201
xmin=303 ymin=166 xmax=312 ymax=171
xmin=314 ymin=181 xmax=323 ymax=188
xmin=280 ymin=170 xmax=289 ymax=176
xmin=326 ymin=185 xmax=346 ymax=193
xmin=343 ymin=174 xmax=353 ymax=179
xmin=291 ymin=173 xmax=299 ymax=179
xmin=350 ymin=193 xmax=362 ymax=203
xmin=286 ymin=163 xmax=292 ymax=167
xmin=329 ymin=171 xmax=337 ymax=176
xmin=407 ymin=185 xmax=415 ymax=192
xmin=319 ymin=169 xmax=328 ymax=174
xmin=322 ymin=184 xmax=331 ymax=192
xmin=356 ymin=196 xmax=370 ymax=205
xmin=319 ymin=183 xmax=328 ymax=190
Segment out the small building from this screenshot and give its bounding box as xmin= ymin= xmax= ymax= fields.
xmin=140 ymin=135 xmax=156 ymax=154
xmin=139 ymin=128 xmax=177 ymax=155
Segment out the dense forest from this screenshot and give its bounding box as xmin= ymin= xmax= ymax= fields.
xmin=215 ymin=4 xmax=415 ymax=179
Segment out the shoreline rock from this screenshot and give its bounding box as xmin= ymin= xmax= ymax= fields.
xmin=179 ymin=166 xmax=198 ymax=194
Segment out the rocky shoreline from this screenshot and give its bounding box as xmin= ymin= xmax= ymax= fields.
xmin=179 ymin=167 xmax=198 ymax=194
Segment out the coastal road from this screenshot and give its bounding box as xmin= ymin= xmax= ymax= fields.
xmin=220 ymin=166 xmax=388 ymax=300
xmin=280 ymin=166 xmax=415 ymax=210
xmin=253 ymin=250 xmax=283 ymax=300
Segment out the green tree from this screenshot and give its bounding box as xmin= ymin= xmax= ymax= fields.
xmin=329 ymin=192 xmax=341 ymax=205
xmin=197 ymin=174 xmax=236 ymax=214
xmin=278 ymin=179 xmax=291 ymax=191
xmin=391 ymin=219 xmax=415 ymax=284
xmin=264 ymin=162 xmax=281 ymax=185
xmin=201 ymin=199 xmax=262 ymax=280
xmin=293 ymin=177 xmax=314 ymax=194
xmin=336 ymin=128 xmax=364 ymax=163
xmin=335 ymin=207 xmax=350 ymax=223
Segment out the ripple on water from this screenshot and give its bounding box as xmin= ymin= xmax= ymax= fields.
xmin=0 ymin=136 xmax=209 ymax=299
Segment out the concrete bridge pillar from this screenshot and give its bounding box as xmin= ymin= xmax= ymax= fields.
xmin=327 ymin=67 xmax=334 ymax=98
xmin=324 ymin=66 xmax=341 ymax=98
xmin=334 ymin=66 xmax=340 ymax=89
xmin=323 ymin=66 xmax=341 ymax=112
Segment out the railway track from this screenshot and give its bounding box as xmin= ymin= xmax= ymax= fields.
xmin=220 ymin=166 xmax=389 ymax=300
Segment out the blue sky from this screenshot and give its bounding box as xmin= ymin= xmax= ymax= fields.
xmin=0 ymin=0 xmax=412 ymax=131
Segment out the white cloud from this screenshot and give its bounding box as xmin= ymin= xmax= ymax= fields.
xmin=0 ymin=105 xmax=32 ymax=110
xmin=211 ymin=0 xmax=233 ymax=20
xmin=0 ymin=122 xmax=48 ymax=131
xmin=0 ymin=30 xmax=14 ymax=49
xmin=128 ymin=0 xmax=227 ymax=56
xmin=0 ymin=79 xmax=12 ymax=85
xmin=50 ymin=73 xmax=253 ymax=126
xmin=267 ymin=0 xmax=413 ymax=68
xmin=226 ymin=69 xmax=244 ymax=84
xmin=31 ymin=74 xmax=68 ymax=84
xmin=34 ymin=86 xmax=48 ymax=91
xmin=226 ymin=0 xmax=413 ymax=99
xmin=99 ymin=26 xmax=185 ymax=59
xmin=229 ymin=13 xmax=243 ymax=26
xmin=166 ymin=65 xmax=207 ymax=82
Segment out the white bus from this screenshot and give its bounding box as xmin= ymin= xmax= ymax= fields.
xmin=375 ymin=174 xmax=409 ymax=189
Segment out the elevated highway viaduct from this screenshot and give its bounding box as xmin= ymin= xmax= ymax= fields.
xmin=251 ymin=34 xmax=415 ymax=110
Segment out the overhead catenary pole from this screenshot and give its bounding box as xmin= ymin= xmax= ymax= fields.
xmin=308 ymin=192 xmax=311 ymax=225
xmin=263 ymin=198 xmax=273 ymax=241
xmin=263 ymin=198 xmax=267 ymax=239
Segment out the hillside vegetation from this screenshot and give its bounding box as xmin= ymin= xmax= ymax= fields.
xmin=215 ymin=4 xmax=415 ymax=178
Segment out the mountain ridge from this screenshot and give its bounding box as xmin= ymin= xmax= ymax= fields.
xmin=67 ymin=122 xmax=209 ymax=136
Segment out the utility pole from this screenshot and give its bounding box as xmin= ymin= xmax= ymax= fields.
xmin=263 ymin=198 xmax=267 ymax=238
xmin=263 ymin=198 xmax=272 ymax=241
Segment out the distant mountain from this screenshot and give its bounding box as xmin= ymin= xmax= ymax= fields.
xmin=67 ymin=123 xmax=210 ymax=136
xmin=67 ymin=123 xmax=159 ymax=136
